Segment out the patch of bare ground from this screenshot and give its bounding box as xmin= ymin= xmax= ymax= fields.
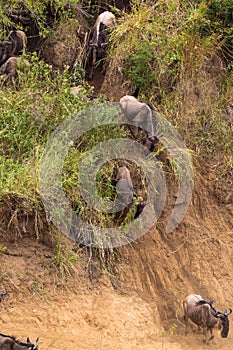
xmin=0 ymin=170 xmax=232 ymax=349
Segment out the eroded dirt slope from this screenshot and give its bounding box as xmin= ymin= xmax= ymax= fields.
xmin=0 ymin=172 xmax=232 ymax=349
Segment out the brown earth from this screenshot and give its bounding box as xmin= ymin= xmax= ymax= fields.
xmin=0 ymin=169 xmax=232 ymax=349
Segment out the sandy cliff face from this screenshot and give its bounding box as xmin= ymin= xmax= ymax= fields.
xmin=0 ymin=170 xmax=232 ymax=350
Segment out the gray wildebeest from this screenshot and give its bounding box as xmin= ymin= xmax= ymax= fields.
xmin=183 ymin=293 xmax=232 ymax=344
xmin=0 ymin=30 xmax=27 ymax=66
xmin=88 ymin=11 xmax=116 ymax=79
xmin=0 ymin=30 xmax=28 ymax=86
xmin=113 ymin=165 xmax=146 ymax=227
xmin=119 ymin=95 xmax=157 ymax=151
xmin=0 ymin=290 xmax=7 ymax=302
xmin=0 ymin=56 xmax=29 ymax=86
xmin=112 ymin=165 xmax=134 ymax=224
xmin=113 ymin=165 xmax=145 ymax=239
xmin=114 ymin=166 xmax=134 ymax=211
xmin=0 ymin=334 xmax=39 ymax=350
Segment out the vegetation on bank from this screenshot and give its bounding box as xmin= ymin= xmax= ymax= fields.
xmin=0 ymin=0 xmax=232 ymax=269
xmin=109 ymin=0 xmax=232 ymax=153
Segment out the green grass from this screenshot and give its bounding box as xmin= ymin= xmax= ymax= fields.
xmin=48 ymin=233 xmax=79 ymax=280
xmin=0 ymin=53 xmax=92 ymax=194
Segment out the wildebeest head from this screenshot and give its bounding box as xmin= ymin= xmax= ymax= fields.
xmin=26 ymin=337 xmax=39 ymax=350
xmin=115 ymin=166 xmax=132 ymax=182
xmin=0 ymin=290 xmax=7 ymax=302
xmin=0 ymin=334 xmax=39 ymax=350
xmin=216 ymin=309 xmax=232 ymax=338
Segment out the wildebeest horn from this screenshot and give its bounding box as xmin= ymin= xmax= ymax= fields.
xmin=0 ymin=290 xmax=7 ymax=301
xmin=0 ymin=290 xmax=7 ymax=295
xmin=3 ymin=41 xmax=12 ymax=46
xmin=100 ymin=42 xmax=108 ymax=47
xmin=33 ymin=338 xmax=39 ymax=349
xmin=27 ymin=337 xmax=39 ymax=349
xmin=224 ymin=309 xmax=232 ymax=316
xmin=89 ymin=42 xmax=98 ymax=47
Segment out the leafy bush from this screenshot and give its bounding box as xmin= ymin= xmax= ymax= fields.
xmin=206 ymin=0 xmax=232 ymax=29
xmin=124 ymin=42 xmax=156 ymax=91
xmin=186 ymin=0 xmax=233 ymax=57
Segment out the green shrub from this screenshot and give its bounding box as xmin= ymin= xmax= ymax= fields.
xmin=186 ymin=0 xmax=233 ymax=56
xmin=0 ymin=50 xmax=91 ymax=198
xmin=124 ymin=42 xmax=156 ymax=91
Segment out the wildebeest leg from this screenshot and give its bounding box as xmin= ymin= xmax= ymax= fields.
xmin=203 ymin=327 xmax=214 ymax=345
xmin=89 ymin=47 xmax=96 ymax=80
xmin=183 ymin=314 xmax=198 ymax=336
xmin=142 ymin=133 xmax=154 ymax=152
xmin=0 ymin=75 xmax=7 ymax=87
xmin=129 ymin=125 xmax=139 ymax=140
xmin=9 ymin=73 xmax=16 ymax=88
xmin=183 ymin=313 xmax=189 ymax=335
xmin=207 ymin=328 xmax=214 ymax=344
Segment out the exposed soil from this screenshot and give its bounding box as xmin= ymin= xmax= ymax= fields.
xmin=1 ymin=286 xmax=231 ymax=350
xmin=0 ymin=170 xmax=232 ymax=349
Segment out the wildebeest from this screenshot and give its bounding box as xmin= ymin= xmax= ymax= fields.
xmin=0 ymin=334 xmax=39 ymax=350
xmin=183 ymin=293 xmax=232 ymax=344
xmin=119 ymin=95 xmax=157 ymax=150
xmin=112 ymin=166 xmax=134 ymax=221
xmin=0 ymin=290 xmax=7 ymax=302
xmin=8 ymin=30 xmax=27 ymax=56
xmin=0 ymin=29 xmax=28 ymax=86
xmin=0 ymin=30 xmax=27 ymax=66
xmin=114 ymin=166 xmax=134 ymax=211
xmin=112 ymin=165 xmax=145 ymax=233
xmin=0 ymin=56 xmax=29 ymax=86
xmin=88 ymin=11 xmax=116 ymax=79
